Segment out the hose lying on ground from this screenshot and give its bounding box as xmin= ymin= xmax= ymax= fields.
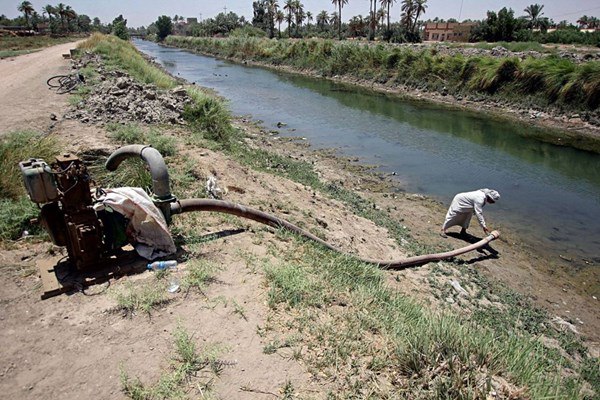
xmin=171 ymin=198 xmax=500 ymax=270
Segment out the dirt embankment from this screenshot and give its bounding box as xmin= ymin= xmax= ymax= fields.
xmin=0 ymin=42 xmax=598 ymax=399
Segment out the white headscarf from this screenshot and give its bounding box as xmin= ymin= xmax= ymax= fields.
xmin=481 ymin=188 xmax=500 ymax=202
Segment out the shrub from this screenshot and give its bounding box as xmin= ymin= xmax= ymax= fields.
xmin=230 ymin=26 xmax=267 ymax=38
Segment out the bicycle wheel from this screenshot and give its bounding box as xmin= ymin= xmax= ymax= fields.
xmin=47 ymin=75 xmax=70 ymax=88
xmin=56 ymin=77 xmax=79 ymax=94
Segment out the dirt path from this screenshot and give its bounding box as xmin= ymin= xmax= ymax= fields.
xmin=0 ymin=41 xmax=83 ymax=136
xmin=0 ymin=42 xmax=598 ymax=400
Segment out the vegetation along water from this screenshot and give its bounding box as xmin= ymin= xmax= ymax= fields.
xmin=134 ymin=39 xmax=600 ymax=266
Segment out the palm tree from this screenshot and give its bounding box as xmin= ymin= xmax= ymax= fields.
xmin=330 ymin=11 xmax=340 ymax=29
xmin=524 ymin=3 xmax=544 ymax=30
xmin=331 ymin=0 xmax=349 ymax=39
xmin=283 ymin=0 xmax=295 ymax=37
xmin=377 ymin=7 xmax=386 ymax=30
xmin=412 ymin=0 xmax=427 ymax=31
xmin=294 ymin=0 xmax=305 ymax=36
xmin=317 ymin=10 xmax=329 ymax=30
xmin=56 ymin=3 xmax=66 ymax=31
xmin=64 ymin=5 xmax=77 ymax=32
xmin=380 ymin=0 xmax=396 ymax=32
xmin=306 ymin=11 xmax=313 ymax=28
xmin=368 ymin=0 xmax=376 ymax=40
xmin=400 ymin=0 xmax=415 ymax=31
xmin=276 ymin=9 xmax=285 ymax=37
xmin=17 ymin=1 xmax=34 ymax=27
xmin=577 ymin=15 xmax=589 ymax=29
xmin=42 ymin=4 xmax=55 ymax=21
xmin=266 ymin=0 xmax=279 ymax=38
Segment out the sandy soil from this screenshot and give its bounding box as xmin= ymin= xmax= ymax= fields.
xmin=0 ymin=42 xmax=598 ymax=399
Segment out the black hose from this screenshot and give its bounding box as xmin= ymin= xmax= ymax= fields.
xmin=171 ymin=198 xmax=500 ymax=269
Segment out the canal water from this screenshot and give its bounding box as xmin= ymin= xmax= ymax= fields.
xmin=134 ymin=39 xmax=600 ymax=262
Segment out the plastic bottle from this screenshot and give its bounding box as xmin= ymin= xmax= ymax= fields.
xmin=146 ymin=260 xmax=178 ymax=271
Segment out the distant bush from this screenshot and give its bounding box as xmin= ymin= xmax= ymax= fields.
xmin=537 ymin=29 xmax=600 ymax=47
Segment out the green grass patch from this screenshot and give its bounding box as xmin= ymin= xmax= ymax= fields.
xmin=112 ymin=280 xmax=171 ymax=317
xmin=0 ymin=49 xmax=37 ymax=59
xmin=183 ymin=88 xmax=236 ymax=149
xmin=120 ymin=323 xmax=225 ymax=399
xmin=0 ymin=131 xmax=60 ymax=243
xmin=107 ymin=123 xmax=177 ymax=157
xmin=180 ymin=259 xmax=220 ymax=293
xmin=0 ymin=131 xmax=60 ymax=200
xmin=261 ymin=242 xmax=589 ymax=398
xmin=0 ymin=197 xmax=44 ymax=241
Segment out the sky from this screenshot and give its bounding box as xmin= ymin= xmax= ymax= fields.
xmin=2 ymin=0 xmax=600 ymax=28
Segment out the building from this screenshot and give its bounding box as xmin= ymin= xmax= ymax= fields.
xmin=423 ymin=22 xmax=476 ymax=42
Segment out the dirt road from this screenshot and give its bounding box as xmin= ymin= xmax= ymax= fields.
xmin=0 ymin=42 xmax=81 ymax=135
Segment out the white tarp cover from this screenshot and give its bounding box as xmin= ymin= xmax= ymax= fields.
xmin=101 ymin=187 xmax=176 ymax=260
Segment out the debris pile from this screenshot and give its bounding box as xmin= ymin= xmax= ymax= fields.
xmin=65 ymin=56 xmax=192 ymax=125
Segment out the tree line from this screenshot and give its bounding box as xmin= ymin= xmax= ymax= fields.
xmin=2 ymin=1 xmax=130 ymax=37
xmin=153 ymin=1 xmax=598 ymax=46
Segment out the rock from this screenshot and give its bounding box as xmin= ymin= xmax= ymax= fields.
xmin=115 ymin=77 xmax=130 ymax=89
xmin=551 ymin=316 xmax=579 ymax=334
xmin=449 ymin=279 xmax=469 ymax=296
xmin=171 ymin=87 xmax=187 ymax=97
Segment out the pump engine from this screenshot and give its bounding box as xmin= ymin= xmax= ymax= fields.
xmin=19 ymin=154 xmax=125 ymax=271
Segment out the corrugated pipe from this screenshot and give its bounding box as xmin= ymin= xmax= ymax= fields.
xmin=171 ymin=198 xmax=500 ymax=269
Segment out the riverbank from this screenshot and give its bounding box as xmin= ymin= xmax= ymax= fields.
xmin=164 ymin=36 xmax=600 ymax=154
xmin=0 ymin=35 xmax=598 ymax=398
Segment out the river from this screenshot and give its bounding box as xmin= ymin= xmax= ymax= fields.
xmin=133 ymin=39 xmax=600 ymax=263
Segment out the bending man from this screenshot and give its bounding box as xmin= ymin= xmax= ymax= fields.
xmin=440 ymin=188 xmax=500 ymax=238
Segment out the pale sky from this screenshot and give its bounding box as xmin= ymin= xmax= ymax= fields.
xmin=1 ymin=0 xmax=599 ymax=28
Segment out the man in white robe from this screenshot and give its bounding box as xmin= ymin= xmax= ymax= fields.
xmin=440 ymin=188 xmax=500 ymax=238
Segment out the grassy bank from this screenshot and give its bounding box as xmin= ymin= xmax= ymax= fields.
xmin=165 ymin=36 xmax=600 ymax=120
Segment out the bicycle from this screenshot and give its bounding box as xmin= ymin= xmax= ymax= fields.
xmin=47 ymin=73 xmax=85 ymax=94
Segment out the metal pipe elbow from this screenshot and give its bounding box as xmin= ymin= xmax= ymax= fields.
xmin=105 ymin=144 xmax=175 ymax=224
xmin=105 ymin=144 xmax=172 ymax=200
